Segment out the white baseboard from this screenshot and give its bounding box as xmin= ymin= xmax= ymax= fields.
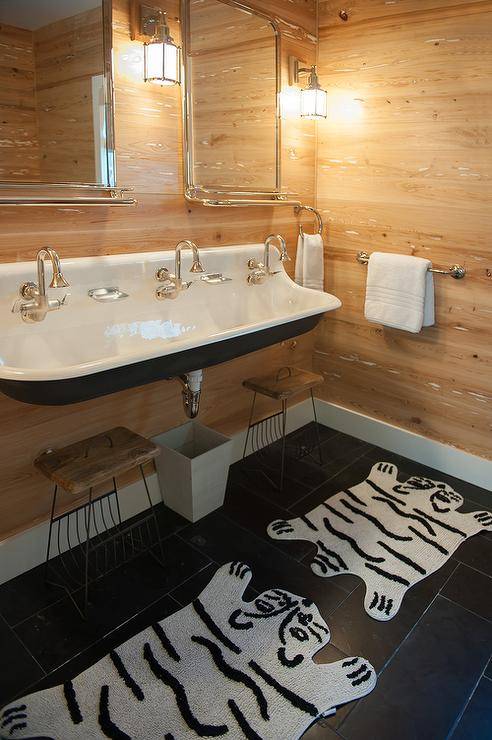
xmin=315 ymin=399 xmax=492 ymax=492
xmin=0 ymin=400 xmax=313 ymax=586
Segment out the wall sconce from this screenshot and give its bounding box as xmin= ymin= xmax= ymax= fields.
xmin=130 ymin=3 xmax=180 ymax=86
xmin=289 ymin=57 xmax=327 ymax=119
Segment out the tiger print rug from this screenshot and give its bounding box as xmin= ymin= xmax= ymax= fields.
xmin=0 ymin=562 xmax=376 ymax=740
xmin=268 ymin=462 xmax=492 ymax=621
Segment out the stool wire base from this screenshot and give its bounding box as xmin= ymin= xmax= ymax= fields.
xmin=44 ymin=468 xmax=165 ymax=620
xmin=243 ymin=389 xmax=323 ymax=491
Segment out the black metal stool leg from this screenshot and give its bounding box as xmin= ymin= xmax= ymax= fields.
xmin=243 ymin=392 xmax=257 ymax=458
xmin=311 ymin=389 xmax=323 ymax=465
xmin=44 ymin=484 xmax=58 ymax=584
xmin=83 ymin=487 xmax=94 ymax=619
xmin=279 ymin=399 xmax=288 ymax=491
xmin=139 ymin=464 xmax=165 ymax=567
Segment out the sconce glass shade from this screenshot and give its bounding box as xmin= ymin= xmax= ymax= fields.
xmin=144 ymin=39 xmax=180 ymax=85
xmin=300 ymin=66 xmax=327 ymax=119
xmin=300 ymin=85 xmax=327 ymax=119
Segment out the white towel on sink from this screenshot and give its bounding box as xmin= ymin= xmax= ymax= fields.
xmin=364 ymin=252 xmax=435 ymax=333
xmin=295 ymin=233 xmax=324 ymax=291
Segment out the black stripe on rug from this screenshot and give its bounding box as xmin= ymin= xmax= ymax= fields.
xmin=152 ymin=623 xmax=181 ymax=662
xmin=323 ymin=517 xmax=385 ymax=563
xmin=192 ymin=635 xmax=269 ymax=720
xmin=193 ymin=599 xmax=241 ymax=654
xmin=228 ymin=699 xmax=263 ymax=740
xmin=99 ymin=685 xmax=131 ymax=740
xmin=371 ymin=497 xmax=435 ymax=536
xmin=366 ymin=479 xmax=407 ymax=506
xmin=377 ymin=541 xmax=426 ymax=575
xmin=109 ymin=650 xmax=144 ymax=701
xmin=143 ymin=642 xmax=228 ymax=737
xmin=364 ymin=562 xmax=410 ymax=587
xmin=340 ymin=498 xmax=412 ymax=542
xmin=408 ymin=526 xmax=449 ymax=555
xmin=249 ymin=661 xmax=319 ymax=717
xmin=63 ymin=681 xmax=83 ymax=725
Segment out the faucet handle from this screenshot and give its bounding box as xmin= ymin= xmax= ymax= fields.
xmin=156 ymin=267 xmax=172 ymax=281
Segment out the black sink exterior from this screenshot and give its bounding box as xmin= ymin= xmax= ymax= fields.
xmin=0 ymin=313 xmax=323 ymax=405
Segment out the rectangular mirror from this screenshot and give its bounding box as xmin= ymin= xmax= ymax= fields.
xmin=0 ymin=0 xmax=115 ymax=186
xmin=182 ymin=0 xmax=282 ymax=204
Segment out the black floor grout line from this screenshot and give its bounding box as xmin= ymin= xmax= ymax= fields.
xmin=438 ymin=593 xmax=492 ymax=625
xmin=0 ymin=613 xmax=46 ymax=680
xmin=169 ymin=561 xmax=218 ymax=605
xmin=446 ymin=558 xmax=492 ymax=583
xmin=444 ymin=649 xmax=492 ymax=740
xmin=284 ymin=448 xmax=373 ymax=512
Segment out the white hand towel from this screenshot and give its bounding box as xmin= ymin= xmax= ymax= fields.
xmin=364 ymin=252 xmax=435 ymax=333
xmin=295 ymin=233 xmax=324 ymax=291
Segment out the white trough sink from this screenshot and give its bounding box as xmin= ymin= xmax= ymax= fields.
xmin=0 ymin=244 xmax=341 ymax=404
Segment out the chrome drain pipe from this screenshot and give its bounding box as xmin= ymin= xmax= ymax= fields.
xmin=178 ymin=369 xmax=203 ymax=418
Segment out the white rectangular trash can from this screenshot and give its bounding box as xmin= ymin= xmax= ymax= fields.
xmin=154 ymin=421 xmax=233 ymax=522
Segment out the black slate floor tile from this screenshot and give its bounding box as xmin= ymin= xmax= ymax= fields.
xmin=20 ymin=594 xmax=179 ymax=698
xmin=302 ymin=719 xmax=341 ymax=738
xmin=326 ymin=559 xmax=458 ymax=672
xmin=228 ymin=458 xmax=312 ymax=509
xmin=179 ymin=512 xmax=349 ymax=616
xmin=0 ymin=616 xmax=45 ymax=706
xmin=451 ymin=678 xmax=492 ymax=739
xmin=442 ymin=563 xmax=492 ymax=623
xmin=340 ymin=596 xmax=492 ymax=740
xmin=0 ymin=562 xmax=68 ymax=628
xmin=289 ymin=456 xmax=379 ymax=515
xmin=223 ymin=481 xmax=312 ymax=560
xmin=14 ymin=536 xmax=209 ymax=672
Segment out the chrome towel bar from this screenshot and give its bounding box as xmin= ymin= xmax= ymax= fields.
xmin=356 ymin=251 xmax=466 ymax=280
xmin=294 ymin=205 xmax=323 ymax=237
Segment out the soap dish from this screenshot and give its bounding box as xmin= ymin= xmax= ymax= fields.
xmin=88 ymin=287 xmax=129 ymax=302
xmin=200 ymin=273 xmax=232 ymax=285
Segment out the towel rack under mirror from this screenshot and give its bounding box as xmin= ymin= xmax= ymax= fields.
xmin=295 ymin=205 xmax=323 ymax=237
xmin=0 ymin=185 xmax=136 ymax=207
xmin=356 ymin=251 xmax=466 ymax=280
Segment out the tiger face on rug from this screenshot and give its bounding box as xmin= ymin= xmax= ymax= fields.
xmin=268 ymin=462 xmax=492 ymax=621
xmin=0 ymin=562 xmax=376 ymax=740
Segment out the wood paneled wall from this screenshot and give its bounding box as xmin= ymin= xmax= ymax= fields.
xmin=315 ymin=0 xmax=492 ymax=460
xmin=34 ymin=7 xmax=104 ymax=183
xmin=0 ymin=24 xmax=40 ymax=181
xmin=0 ymin=0 xmax=317 ymax=540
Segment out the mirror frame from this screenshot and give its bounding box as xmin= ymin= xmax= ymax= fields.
xmin=181 ymin=0 xmax=287 ymax=206
xmin=0 ymin=0 xmax=122 ymax=203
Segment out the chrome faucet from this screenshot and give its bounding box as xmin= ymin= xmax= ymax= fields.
xmin=247 ymin=234 xmax=290 ymax=285
xmin=155 ymin=240 xmax=205 ymax=300
xmin=17 ymin=247 xmax=70 ymax=322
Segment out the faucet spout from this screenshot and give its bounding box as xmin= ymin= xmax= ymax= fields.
xmin=175 ymin=240 xmax=204 ymax=284
xmin=264 ymin=234 xmax=289 ymax=273
xmin=36 ymin=248 xmax=70 ymax=295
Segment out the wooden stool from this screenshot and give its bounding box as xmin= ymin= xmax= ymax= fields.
xmin=35 ymin=427 xmax=163 ymax=619
xmin=242 ymin=367 xmax=324 ymax=490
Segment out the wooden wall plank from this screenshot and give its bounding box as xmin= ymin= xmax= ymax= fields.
xmin=315 ymin=0 xmax=492 ymax=460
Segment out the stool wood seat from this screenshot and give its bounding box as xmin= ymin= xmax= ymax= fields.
xmin=35 ymin=427 xmax=159 ymax=495
xmin=243 ymin=367 xmax=323 ymax=401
